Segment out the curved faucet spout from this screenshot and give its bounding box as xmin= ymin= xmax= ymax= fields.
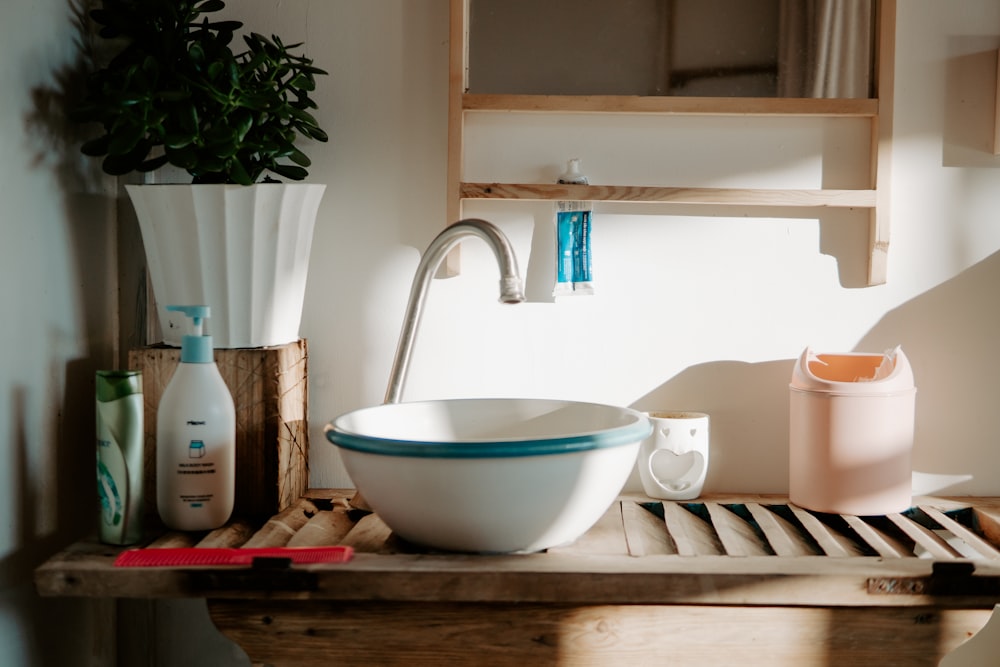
xmin=384 ymin=219 xmax=525 ymax=404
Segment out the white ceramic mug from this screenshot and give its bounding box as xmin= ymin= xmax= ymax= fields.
xmin=638 ymin=411 xmax=710 ymax=500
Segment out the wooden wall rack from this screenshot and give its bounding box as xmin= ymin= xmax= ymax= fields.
xmin=447 ymin=0 xmax=896 ymax=285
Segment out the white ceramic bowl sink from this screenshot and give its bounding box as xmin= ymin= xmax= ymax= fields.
xmin=324 ymin=398 xmax=651 ymax=553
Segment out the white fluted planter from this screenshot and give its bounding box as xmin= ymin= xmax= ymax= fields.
xmin=126 ymin=183 xmax=326 ymax=348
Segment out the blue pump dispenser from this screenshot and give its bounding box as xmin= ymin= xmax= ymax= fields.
xmin=167 ymin=305 xmax=214 ymax=363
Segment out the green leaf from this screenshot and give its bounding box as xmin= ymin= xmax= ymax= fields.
xmin=303 ymin=126 xmax=328 ymax=142
xmin=286 ymin=107 xmax=318 ymax=126
xmin=229 ymin=159 xmax=253 ymax=185
xmin=288 ymin=73 xmax=315 ymax=91
xmin=188 ymin=42 xmax=206 ymax=63
xmin=102 ymin=141 xmax=150 ymax=175
xmin=103 ymin=153 xmax=138 ymax=175
xmin=231 ymin=110 xmax=254 ymax=141
xmin=80 ymin=135 xmax=112 ymax=157
xmin=107 ymin=122 xmax=146 ymax=156
xmin=288 ymin=147 xmax=310 ymax=166
xmin=166 ymin=144 xmax=199 ymax=169
xmin=207 ymin=61 xmax=224 ymax=80
xmin=205 ymin=20 xmax=242 ymax=31
xmin=137 ymin=154 xmax=170 ymax=172
xmin=74 ymin=0 xmax=326 ymax=183
xmin=195 ymin=0 xmax=227 ymax=15
xmin=164 ymin=131 xmax=195 ymax=149
xmin=270 ymin=163 xmax=308 ymax=181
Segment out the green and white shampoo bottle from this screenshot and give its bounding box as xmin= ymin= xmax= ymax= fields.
xmin=156 ymin=305 xmax=236 ymax=530
xmin=96 ymin=370 xmax=144 ymax=544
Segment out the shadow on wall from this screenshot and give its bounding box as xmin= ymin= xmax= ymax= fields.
xmin=523 ymin=203 xmax=873 ymax=304
xmin=858 ymin=246 xmax=1000 ymax=495
xmin=629 ymin=247 xmax=1000 ymax=496
xmin=632 ymin=358 xmax=794 ymax=494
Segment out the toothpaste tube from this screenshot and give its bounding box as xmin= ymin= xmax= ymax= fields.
xmin=553 ymin=159 xmax=594 ymax=297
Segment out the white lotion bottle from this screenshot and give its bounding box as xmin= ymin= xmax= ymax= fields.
xmin=156 ymin=305 xmax=236 ymax=530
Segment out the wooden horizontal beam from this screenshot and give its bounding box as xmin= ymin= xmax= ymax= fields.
xmin=463 ymin=94 xmax=879 ymax=117
xmin=460 ymin=182 xmax=877 ymax=208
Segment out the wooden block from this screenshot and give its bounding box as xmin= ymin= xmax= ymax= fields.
xmin=128 ymin=339 xmax=309 ymax=522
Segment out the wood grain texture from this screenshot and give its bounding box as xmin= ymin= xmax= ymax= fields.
xmin=789 ymin=505 xmax=865 ymax=557
xmin=460 ymin=182 xmax=877 ymax=208
xmin=241 ymin=498 xmax=319 ymax=548
xmin=662 ymin=502 xmax=724 ymax=556
xmin=462 ymin=94 xmax=879 ymax=117
xmin=842 ymin=514 xmax=911 ymax=558
xmin=549 ymin=504 xmax=627 ymax=556
xmin=745 ymin=503 xmax=820 ymax=556
xmin=706 ymin=503 xmax=772 ymax=557
xmin=34 ymin=494 xmax=1000 ymax=608
xmin=128 ymin=340 xmax=309 ymax=521
xmin=886 ymin=512 xmax=961 ymax=559
xmin=920 ymin=506 xmax=1000 ymax=560
xmin=868 ymin=0 xmax=896 ymax=286
xmin=209 ymin=600 xmax=990 ymax=667
xmin=621 ymin=501 xmax=676 ymax=556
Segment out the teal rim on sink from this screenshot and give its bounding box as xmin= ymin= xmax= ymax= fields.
xmin=325 ymin=398 xmax=652 ymax=459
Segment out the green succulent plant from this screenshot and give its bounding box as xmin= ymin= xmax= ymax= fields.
xmin=74 ymin=0 xmax=329 ymax=185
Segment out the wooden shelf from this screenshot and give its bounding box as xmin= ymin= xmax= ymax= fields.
xmin=448 ymin=0 xmax=895 ymax=286
xmin=460 ymin=183 xmax=877 ymax=209
xmin=463 ymin=93 xmax=879 ymax=117
xmin=35 ymin=490 xmax=1000 ymax=603
xmin=33 ymin=491 xmax=1000 ymax=665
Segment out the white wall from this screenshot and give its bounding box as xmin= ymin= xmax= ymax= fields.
xmin=0 ymin=0 xmax=119 ymax=664
xmin=6 ymin=1 xmax=1000 ymax=665
xmin=301 ymin=0 xmax=1000 ymax=497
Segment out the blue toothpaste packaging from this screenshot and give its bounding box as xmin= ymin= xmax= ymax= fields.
xmin=553 ymin=159 xmax=594 ymax=297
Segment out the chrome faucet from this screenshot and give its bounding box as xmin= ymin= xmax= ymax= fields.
xmin=383 ymin=218 xmax=525 ymax=404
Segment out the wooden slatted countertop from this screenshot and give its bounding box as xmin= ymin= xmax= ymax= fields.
xmin=34 ymin=491 xmax=1000 ymax=609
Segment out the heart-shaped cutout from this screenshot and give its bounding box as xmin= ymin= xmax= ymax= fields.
xmin=649 ymin=449 xmax=705 ymax=492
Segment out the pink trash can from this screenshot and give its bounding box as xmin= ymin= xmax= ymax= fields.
xmin=789 ymin=347 xmax=916 ymax=515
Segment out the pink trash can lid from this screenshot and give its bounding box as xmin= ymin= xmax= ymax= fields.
xmin=790 ymin=346 xmax=915 ymax=395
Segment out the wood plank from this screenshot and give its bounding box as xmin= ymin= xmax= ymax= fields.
xmin=662 ymin=502 xmax=724 ymax=556
xmin=146 ymin=532 xmax=198 ymax=549
xmin=33 ymin=548 xmax=1000 ymax=607
xmin=842 ymin=515 xmax=911 ymax=558
xmin=789 ymin=506 xmax=864 ymax=557
xmin=745 ymin=503 xmax=819 ymax=557
xmin=340 ymin=513 xmax=395 ymax=553
xmin=34 ymin=494 xmax=1000 ymax=607
xmin=209 ymin=600 xmax=991 ymax=667
xmin=867 ymin=0 xmax=896 ymax=286
xmin=973 ymin=507 xmax=1000 ymax=547
xmin=621 ymin=502 xmax=677 ymax=556
xmin=242 ymin=498 xmax=319 ymax=548
xmin=196 ymin=519 xmax=257 ymax=549
xmin=705 ymin=503 xmax=771 ymax=557
xmin=463 ymin=93 xmax=879 ymax=117
xmin=886 ymin=513 xmax=962 ymax=560
xmin=460 ymin=182 xmax=876 ymax=208
xmin=549 ymin=503 xmax=628 ymax=555
xmin=286 ymin=501 xmax=356 ymax=547
xmin=920 ymin=506 xmax=1000 ymax=560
